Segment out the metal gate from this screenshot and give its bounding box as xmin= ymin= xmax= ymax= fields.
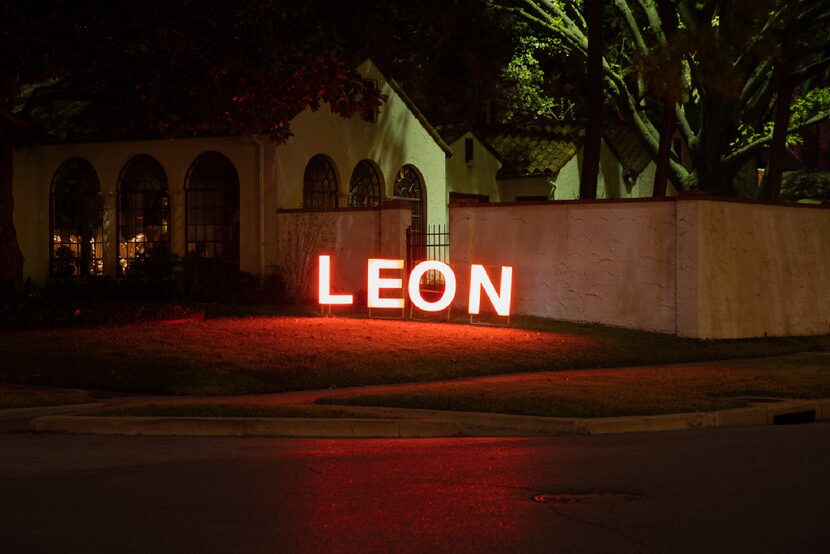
xmin=406 ymin=224 xmax=450 ymax=316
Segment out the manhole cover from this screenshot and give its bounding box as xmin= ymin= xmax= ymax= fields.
xmin=533 ymin=492 xmax=642 ymax=504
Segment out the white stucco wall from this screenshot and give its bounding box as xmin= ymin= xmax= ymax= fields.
xmin=445 ymin=132 xmax=501 ymax=201
xmin=450 ymin=199 xmax=678 ymax=332
xmin=676 ymin=199 xmax=830 ymax=338
xmin=274 ymin=60 xmax=448 ymax=230
xmin=276 ymin=204 xmax=410 ymax=301
xmin=13 ymin=136 xmax=260 ymax=284
xmin=451 ymin=197 xmax=830 ymax=338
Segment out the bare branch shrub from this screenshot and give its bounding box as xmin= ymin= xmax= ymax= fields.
xmin=279 ymin=212 xmax=332 ymax=303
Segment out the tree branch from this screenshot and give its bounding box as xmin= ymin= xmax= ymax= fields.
xmin=792 ymin=55 xmax=830 ymax=82
xmin=675 ymin=103 xmax=695 ymax=147
xmin=723 ymin=110 xmax=830 ymax=166
xmin=613 ymin=0 xmax=648 ymax=53
xmin=637 ymin=0 xmax=665 ymax=43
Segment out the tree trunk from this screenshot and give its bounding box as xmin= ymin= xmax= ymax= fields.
xmin=697 ymin=94 xmax=734 ymax=195
xmin=0 ymin=120 xmax=25 ymax=300
xmin=762 ymin=13 xmax=796 ymax=201
xmin=580 ymin=0 xmax=603 ymax=200
xmin=652 ymin=0 xmax=678 ymax=198
xmin=763 ymin=79 xmax=795 ymax=200
xmin=652 ymin=104 xmax=676 ymax=197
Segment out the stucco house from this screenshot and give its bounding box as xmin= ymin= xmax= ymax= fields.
xmin=12 ymin=59 xmax=672 ymax=289
xmin=13 ymin=60 xmax=472 ymax=285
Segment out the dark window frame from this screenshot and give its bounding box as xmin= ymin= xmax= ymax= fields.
xmin=303 ymin=154 xmax=339 ymax=209
xmin=49 ymin=157 xmax=104 ymax=277
xmin=184 ymin=151 xmax=241 ymax=269
xmin=393 ymin=164 xmax=426 ymax=233
xmin=348 ymin=159 xmax=383 ymax=208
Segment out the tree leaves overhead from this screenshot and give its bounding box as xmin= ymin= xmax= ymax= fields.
xmin=2 ymin=0 xmax=380 ymax=141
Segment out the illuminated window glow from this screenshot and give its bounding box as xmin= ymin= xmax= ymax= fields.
xmin=318 ymin=255 xmax=354 ymax=305
xmin=367 ymin=258 xmax=405 ymax=309
xmin=468 ymin=265 xmax=513 ymax=316
xmin=408 ymin=261 xmax=456 ymax=312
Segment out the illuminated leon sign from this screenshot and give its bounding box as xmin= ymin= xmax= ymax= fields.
xmin=318 ymin=255 xmax=513 ymax=316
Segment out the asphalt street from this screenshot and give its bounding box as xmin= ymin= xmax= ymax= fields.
xmin=2 ymin=423 xmax=829 ymax=553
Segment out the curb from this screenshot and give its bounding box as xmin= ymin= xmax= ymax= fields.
xmin=299 ymin=399 xmax=830 ymax=436
xmin=0 ymin=403 xmax=104 ymax=421
xmin=27 ymin=399 xmax=830 ymax=438
xmin=30 ymin=416 xmax=463 ymax=438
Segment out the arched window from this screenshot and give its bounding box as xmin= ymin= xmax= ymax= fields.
xmin=117 ymin=155 xmax=170 ymax=273
xmin=50 ymin=158 xmax=103 ymax=277
xmin=393 ymin=164 xmax=425 ymax=233
xmin=348 ymin=160 xmax=382 ymax=208
xmin=185 ymin=152 xmax=240 ymax=268
xmin=303 ymin=155 xmax=338 ymax=209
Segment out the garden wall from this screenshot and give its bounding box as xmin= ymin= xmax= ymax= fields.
xmin=450 ymin=197 xmax=830 ymax=339
xmin=449 ymin=199 xmax=677 ymax=333
xmin=276 ymin=203 xmax=410 ymax=300
xmin=677 ymin=198 xmax=830 ymax=339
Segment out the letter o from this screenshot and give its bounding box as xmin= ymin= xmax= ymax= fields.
xmin=408 ymin=261 xmax=457 ymax=312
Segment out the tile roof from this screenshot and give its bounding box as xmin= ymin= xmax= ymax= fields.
xmin=434 ymin=123 xmax=471 ymax=146
xmin=484 ymin=123 xmax=584 ymax=178
xmin=602 ymin=124 xmax=653 ymax=175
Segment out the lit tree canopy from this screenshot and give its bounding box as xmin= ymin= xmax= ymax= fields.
xmin=504 ymin=0 xmax=830 ymax=196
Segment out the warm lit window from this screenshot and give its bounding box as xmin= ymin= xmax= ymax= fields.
xmin=117 ymin=155 xmax=170 ymax=273
xmin=50 ymin=158 xmax=104 ymax=277
xmin=348 ymin=160 xmax=382 ymax=208
xmin=393 ymin=164 xmax=425 ymax=233
xmin=303 ymin=154 xmax=339 ymax=209
xmin=185 ymin=152 xmax=240 ymax=268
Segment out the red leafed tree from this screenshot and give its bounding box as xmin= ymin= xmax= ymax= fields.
xmin=0 ymin=0 xmax=380 ymax=299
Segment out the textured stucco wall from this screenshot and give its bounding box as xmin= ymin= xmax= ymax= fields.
xmin=677 ymin=199 xmax=830 ymax=338
xmin=13 ymin=136 xmax=259 ymax=284
xmin=275 ymin=204 xmax=410 ymax=301
xmin=450 ymin=200 xmax=678 ymax=332
xmin=275 ymin=60 xmax=447 ymax=230
xmin=445 ymin=132 xmax=502 ymax=201
xmin=276 ymin=209 xmax=379 ymax=299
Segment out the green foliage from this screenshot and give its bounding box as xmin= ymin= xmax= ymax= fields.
xmin=510 ymin=0 xmax=830 ymax=196
xmin=499 ymin=36 xmax=577 ymax=120
xmin=790 ymin=87 xmax=830 ymax=129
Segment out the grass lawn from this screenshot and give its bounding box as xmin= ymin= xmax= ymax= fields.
xmin=0 ymin=384 xmax=97 ymax=410
xmin=1 ymin=312 xmax=829 ymax=396
xmin=317 ymin=353 xmax=830 ymax=418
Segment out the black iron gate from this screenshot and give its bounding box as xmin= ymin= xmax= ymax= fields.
xmin=406 ymin=224 xmax=450 ymax=314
